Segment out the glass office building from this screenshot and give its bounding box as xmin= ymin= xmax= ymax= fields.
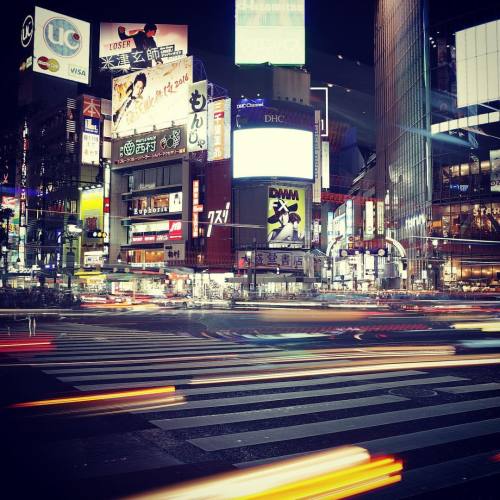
xmin=375 ymin=0 xmax=432 ymax=289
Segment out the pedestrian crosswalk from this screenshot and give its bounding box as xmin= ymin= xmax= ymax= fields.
xmin=8 ymin=321 xmax=500 ymax=497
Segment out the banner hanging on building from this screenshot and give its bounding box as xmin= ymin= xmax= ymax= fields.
xmin=99 ymin=23 xmax=187 ymax=72
xmin=112 ymin=56 xmax=192 ymax=138
xmin=267 ymin=186 xmax=305 ymax=248
xmin=33 ymin=7 xmax=90 ymax=84
xmin=208 ymin=98 xmax=231 ymax=161
xmin=187 ymin=80 xmax=208 ymax=152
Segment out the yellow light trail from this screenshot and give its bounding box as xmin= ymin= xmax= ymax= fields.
xmin=10 ymin=385 xmax=176 ymax=408
xmin=127 ymin=446 xmax=402 ymax=500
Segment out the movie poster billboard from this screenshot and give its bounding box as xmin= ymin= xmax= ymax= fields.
xmin=99 ymin=23 xmax=187 ymax=73
xmin=267 ymin=186 xmax=305 ymax=248
xmin=33 ymin=7 xmax=90 ymax=84
xmin=112 ymin=56 xmax=192 ymax=138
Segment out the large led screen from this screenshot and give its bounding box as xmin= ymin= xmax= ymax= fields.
xmin=235 ymin=0 xmax=305 ymax=65
xmin=233 ymin=128 xmax=313 ymax=180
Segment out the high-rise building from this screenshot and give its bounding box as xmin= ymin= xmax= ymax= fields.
xmin=375 ymin=0 xmax=500 ymax=291
xmin=375 ymin=0 xmax=432 ymax=289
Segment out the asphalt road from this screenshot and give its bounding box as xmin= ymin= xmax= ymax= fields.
xmin=2 ymin=305 xmax=500 ymax=499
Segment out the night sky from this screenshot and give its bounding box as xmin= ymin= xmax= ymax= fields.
xmin=2 ymin=1 xmax=375 ymax=124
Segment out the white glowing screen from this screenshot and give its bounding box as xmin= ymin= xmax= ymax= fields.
xmin=233 ymin=128 xmax=313 ymax=179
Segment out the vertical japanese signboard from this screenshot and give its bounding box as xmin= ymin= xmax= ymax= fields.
xmin=81 ymin=96 xmax=101 ymax=165
xmin=364 ymin=200 xmax=375 ymax=240
xmin=312 ymin=109 xmax=321 ymax=202
xmin=208 ymin=98 xmax=231 ymax=161
xmin=321 ymin=140 xmax=330 ymax=189
xmin=187 ymin=80 xmax=208 ymax=152
xmin=192 ymin=180 xmax=203 ymax=238
xmin=376 ymin=200 xmax=385 ymax=236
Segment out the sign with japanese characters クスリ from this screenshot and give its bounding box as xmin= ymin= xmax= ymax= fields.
xmin=100 ymin=23 xmax=187 ymax=73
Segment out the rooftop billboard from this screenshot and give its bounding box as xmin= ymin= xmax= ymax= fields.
xmin=33 ymin=7 xmax=90 ymax=84
xmin=99 ymin=23 xmax=187 ymax=73
xmin=235 ymin=0 xmax=305 ymax=66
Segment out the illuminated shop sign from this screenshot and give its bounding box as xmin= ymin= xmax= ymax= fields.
xmin=207 ymin=202 xmax=230 ymax=237
xmin=236 ymin=98 xmax=265 ymax=109
xmin=237 ymin=250 xmax=305 ymax=270
xmin=112 ymin=126 xmax=186 ymax=167
xmin=208 ymin=98 xmax=231 ymax=161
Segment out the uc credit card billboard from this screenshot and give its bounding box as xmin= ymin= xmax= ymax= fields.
xmin=33 ymin=7 xmax=90 ymax=84
xmin=99 ymin=23 xmax=187 ymax=72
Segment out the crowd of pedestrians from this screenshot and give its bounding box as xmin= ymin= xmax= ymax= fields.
xmin=0 ymin=287 xmax=79 ymax=308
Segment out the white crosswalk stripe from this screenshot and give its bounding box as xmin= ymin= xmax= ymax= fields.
xmin=6 ymin=322 xmax=500 ymax=496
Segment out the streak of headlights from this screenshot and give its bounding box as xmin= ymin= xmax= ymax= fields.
xmin=452 ymin=320 xmax=500 ymax=332
xmin=190 ymin=354 xmax=500 ymax=385
xmin=126 ymin=446 xmax=402 ymax=500
xmin=8 ymin=385 xmax=183 ymax=416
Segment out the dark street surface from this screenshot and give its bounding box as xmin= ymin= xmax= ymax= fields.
xmin=2 ymin=303 xmax=500 ymax=499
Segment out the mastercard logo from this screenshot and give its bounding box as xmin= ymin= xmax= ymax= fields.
xmin=37 ymin=56 xmax=59 ymax=72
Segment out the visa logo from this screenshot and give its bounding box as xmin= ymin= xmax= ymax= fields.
xmin=69 ymin=65 xmax=86 ymax=77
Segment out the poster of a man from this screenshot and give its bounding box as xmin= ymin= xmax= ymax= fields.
xmin=99 ymin=23 xmax=187 ymax=73
xmin=118 ymin=23 xmax=162 ymax=68
xmin=267 ymin=188 xmax=305 ymax=248
xmin=112 ymin=72 xmax=147 ymax=131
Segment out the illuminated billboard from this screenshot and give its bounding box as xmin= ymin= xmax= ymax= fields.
xmin=99 ymin=23 xmax=187 ymax=72
xmin=456 ymin=20 xmax=500 ymax=108
xmin=235 ymin=0 xmax=305 ymax=65
xmin=112 ymin=56 xmax=193 ymax=138
xmin=233 ymin=128 xmax=313 ymax=179
xmin=267 ymin=186 xmax=305 ymax=248
xmin=33 ymin=7 xmax=90 ymax=84
xmin=208 ymin=98 xmax=231 ymax=161
xmin=187 ymin=80 xmax=208 ymax=152
xmin=80 ymin=188 xmax=104 ymax=242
